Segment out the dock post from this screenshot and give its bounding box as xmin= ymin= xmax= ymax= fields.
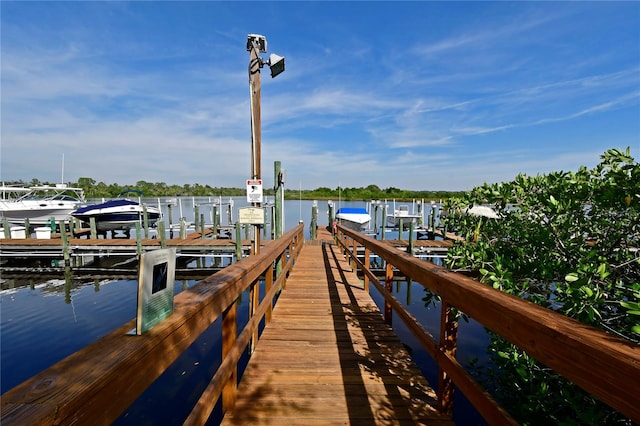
xmin=382 ymin=204 xmax=387 ymax=241
xmin=408 ymin=221 xmax=415 ymax=255
xmin=373 ymin=202 xmax=378 ymax=234
xmin=158 ymin=220 xmax=166 ymax=248
xmin=235 ymin=223 xmax=242 ymax=261
xmin=167 ymin=204 xmax=174 ymax=238
xmin=194 ymin=205 xmax=200 ymax=230
xmin=90 ymin=217 xmax=97 ymax=239
xmin=23 ymin=218 xmax=30 ymax=238
xmin=142 ymin=205 xmax=149 ymax=239
xmin=311 ymin=202 xmax=318 ymax=240
xmin=135 ymin=222 xmax=142 ymax=256
xmin=59 ymin=220 xmax=70 ymax=266
xmin=180 ymin=218 xmax=186 ymax=239
xmin=200 ymin=213 xmax=205 ymax=239
xmin=398 ymin=218 xmax=404 ymax=241
xmin=2 ymin=219 xmax=10 ymax=238
xmin=212 ymin=205 xmax=219 ymax=239
xmin=274 ymin=161 xmax=284 ymax=239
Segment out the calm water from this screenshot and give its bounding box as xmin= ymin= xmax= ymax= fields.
xmin=1 ymin=198 xmax=487 ymax=424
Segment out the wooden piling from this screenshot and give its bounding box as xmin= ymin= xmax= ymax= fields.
xmin=235 ymin=223 xmax=242 ymax=261
xmin=3 ymin=219 xmax=11 ymax=239
xmin=59 ymin=220 xmax=70 ymax=266
xmin=135 ymin=222 xmax=142 ymax=256
xmin=158 ymin=220 xmax=166 ymax=248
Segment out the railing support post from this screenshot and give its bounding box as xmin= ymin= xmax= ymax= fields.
xmin=384 ymin=262 xmax=393 ymax=325
xmin=438 ymin=300 xmax=458 ymax=415
xmin=222 ymin=302 xmax=238 ymax=411
xmin=363 ymin=247 xmax=370 ymax=292
xmin=351 ymin=238 xmax=358 ymax=270
xmin=266 ymin=263 xmax=274 ymax=322
xmin=249 ymin=279 xmax=259 ymax=354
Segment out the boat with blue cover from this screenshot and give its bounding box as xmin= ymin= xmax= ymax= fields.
xmin=335 ymin=207 xmax=371 ymax=231
xmin=72 ymin=190 xmax=162 ymax=231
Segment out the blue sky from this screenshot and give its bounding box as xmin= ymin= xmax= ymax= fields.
xmin=1 ymin=1 xmax=638 ymax=191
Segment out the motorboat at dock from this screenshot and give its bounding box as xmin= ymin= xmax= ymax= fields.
xmin=335 ymin=207 xmax=371 ymax=231
xmin=386 ymin=204 xmax=422 ymax=227
xmin=72 ymin=190 xmax=162 ymax=232
xmin=0 ymin=184 xmax=86 ymax=226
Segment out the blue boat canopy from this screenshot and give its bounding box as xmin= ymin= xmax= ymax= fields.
xmin=336 ymin=207 xmax=368 ymax=214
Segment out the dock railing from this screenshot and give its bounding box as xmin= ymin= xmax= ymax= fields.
xmin=335 ymin=224 xmax=640 ymax=424
xmin=0 ymin=224 xmax=304 ymax=425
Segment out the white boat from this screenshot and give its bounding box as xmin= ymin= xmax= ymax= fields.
xmin=0 ymin=184 xmax=86 ymax=226
xmin=335 ymin=207 xmax=371 ymax=231
xmin=1 ymin=185 xmax=31 ymax=200
xmin=72 ymin=190 xmax=162 ymax=231
xmin=386 ymin=204 xmax=422 ymax=227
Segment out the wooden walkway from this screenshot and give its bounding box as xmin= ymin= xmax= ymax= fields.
xmin=221 ymin=233 xmax=453 ymax=425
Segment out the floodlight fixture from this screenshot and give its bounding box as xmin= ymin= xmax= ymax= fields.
xmin=268 ymin=53 xmax=285 ymax=78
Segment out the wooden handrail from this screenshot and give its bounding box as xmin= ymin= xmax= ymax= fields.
xmin=0 ymin=224 xmax=304 ymax=425
xmin=336 ymin=224 xmax=640 ymax=423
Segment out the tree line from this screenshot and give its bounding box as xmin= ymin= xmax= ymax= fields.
xmin=11 ymin=178 xmax=462 ymax=201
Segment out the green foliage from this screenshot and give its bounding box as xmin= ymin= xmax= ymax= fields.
xmin=441 ymin=147 xmax=639 ymax=423
xmin=285 ymin=186 xmax=461 ymax=201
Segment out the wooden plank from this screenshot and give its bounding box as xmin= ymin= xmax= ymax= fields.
xmin=221 ymin=242 xmax=453 ymax=425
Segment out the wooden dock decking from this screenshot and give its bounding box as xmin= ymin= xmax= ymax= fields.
xmin=221 ymin=234 xmax=453 ymax=425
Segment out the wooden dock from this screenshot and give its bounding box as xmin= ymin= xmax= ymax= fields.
xmin=221 ymin=230 xmax=453 ymax=425
xmin=0 ymin=232 xmax=253 ymax=260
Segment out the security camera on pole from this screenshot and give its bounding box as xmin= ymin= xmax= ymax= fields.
xmin=246 ymin=34 xmax=285 ymax=255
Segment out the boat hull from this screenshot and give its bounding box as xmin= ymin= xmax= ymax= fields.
xmin=72 ymin=199 xmax=162 ymax=231
xmin=335 ymin=208 xmax=371 ymax=232
xmin=0 ymin=199 xmax=83 ymax=226
xmin=386 ymin=214 xmax=422 ymax=227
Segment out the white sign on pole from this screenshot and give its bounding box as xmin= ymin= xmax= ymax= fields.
xmin=238 ymin=207 xmax=265 ymax=225
xmin=246 ymin=179 xmax=263 ymax=203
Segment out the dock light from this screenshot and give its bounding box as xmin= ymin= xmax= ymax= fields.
xmin=268 ymin=53 xmax=285 ymax=78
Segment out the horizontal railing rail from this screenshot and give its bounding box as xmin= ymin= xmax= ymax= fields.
xmin=335 ymin=224 xmax=640 ymax=424
xmin=0 ymin=224 xmax=304 ymax=425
